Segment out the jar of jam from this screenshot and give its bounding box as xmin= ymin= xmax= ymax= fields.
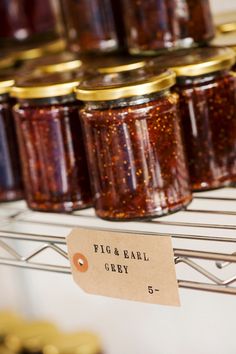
xmin=0 ymin=74 xmax=24 ymax=202
xmin=76 ymin=69 xmax=192 ymax=221
xmin=60 ymin=0 xmax=120 ymax=55
xmin=12 ymin=72 xmax=92 ymax=212
xmin=149 ymin=47 xmax=236 ymax=191
xmin=121 ymin=0 xmax=215 ymax=55
xmin=0 ymin=0 xmax=60 ymax=48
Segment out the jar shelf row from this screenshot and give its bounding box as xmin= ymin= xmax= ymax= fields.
xmin=0 ymin=188 xmax=236 ymax=295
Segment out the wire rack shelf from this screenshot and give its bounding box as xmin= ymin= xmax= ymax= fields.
xmin=0 ymin=188 xmax=236 ymax=295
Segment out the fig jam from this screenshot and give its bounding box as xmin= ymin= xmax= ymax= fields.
xmin=177 ymin=72 xmax=236 ymax=190
xmin=149 ymin=48 xmax=236 ymax=190
xmin=61 ymin=0 xmax=120 ymax=55
xmin=12 ymin=73 xmax=92 ymax=212
xmin=0 ymin=87 xmax=23 ymax=202
xmin=77 ymin=70 xmax=192 ymax=221
xmin=121 ymin=0 xmax=215 ymax=54
xmin=0 ymin=0 xmax=58 ymax=47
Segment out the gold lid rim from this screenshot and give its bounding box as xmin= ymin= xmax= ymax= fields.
xmin=217 ymin=22 xmax=236 ymax=34
xmin=98 ymin=61 xmax=146 ymax=74
xmin=14 ymin=47 xmax=45 ymax=61
xmin=76 ymin=71 xmax=176 ymax=101
xmin=0 ymin=79 xmax=15 ymax=95
xmin=11 ymin=81 xmax=79 ymax=99
xmin=0 ymin=56 xmax=15 ymax=70
xmin=210 ymin=33 xmax=236 ymax=53
xmin=14 ymin=39 xmax=66 ymax=62
xmin=42 ymin=39 xmax=66 ymax=54
xmin=171 ymin=49 xmax=236 ymax=77
xmin=39 ymin=60 xmax=82 ymax=74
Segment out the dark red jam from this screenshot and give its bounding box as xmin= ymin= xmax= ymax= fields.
xmin=0 ymin=93 xmax=23 ymax=202
xmin=13 ymin=74 xmax=92 ymax=212
xmin=148 ymin=47 xmax=236 ymax=191
xmin=77 ymin=70 xmax=192 ymax=220
xmin=121 ymin=0 xmax=215 ymax=54
xmin=176 ymin=71 xmax=236 ymax=191
xmin=0 ymin=0 xmax=58 ymax=47
xmin=61 ymin=0 xmax=120 ymax=54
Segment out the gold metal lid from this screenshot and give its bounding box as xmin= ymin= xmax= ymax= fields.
xmin=211 ymin=32 xmax=236 ymax=53
xmin=24 ymin=52 xmax=82 ymax=74
xmin=39 ymin=59 xmax=82 ymax=74
xmin=42 ymin=39 xmax=66 ymax=55
xmin=217 ymin=22 xmax=236 ymax=34
xmin=14 ymin=39 xmax=66 ymax=62
xmin=42 ymin=332 xmax=101 ymax=354
xmin=11 ymin=72 xmax=81 ymax=99
xmin=87 ymin=55 xmax=146 ymax=74
xmin=214 ymin=11 xmax=236 ymax=27
xmin=0 ymin=55 xmax=15 ymax=70
xmin=0 ymin=78 xmax=15 ymax=95
xmin=14 ymin=47 xmax=45 ymax=62
xmin=76 ymin=69 xmax=176 ymax=101
xmin=149 ymin=47 xmax=235 ymax=77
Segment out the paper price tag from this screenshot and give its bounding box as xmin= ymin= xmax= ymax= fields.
xmin=67 ymin=228 xmax=180 ymax=306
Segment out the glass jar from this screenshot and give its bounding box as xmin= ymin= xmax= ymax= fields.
xmin=0 ymin=0 xmax=59 ymax=48
xmin=0 ymin=75 xmax=24 ymax=202
xmin=12 ymin=73 xmax=92 ymax=212
xmin=149 ymin=48 xmax=236 ymax=191
xmin=77 ymin=69 xmax=192 ymax=221
xmin=60 ymin=0 xmax=120 ymax=55
xmin=121 ymin=0 xmax=215 ymax=55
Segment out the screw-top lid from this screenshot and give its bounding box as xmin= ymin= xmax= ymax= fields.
xmin=76 ymin=68 xmax=176 ymax=102
xmin=85 ymin=55 xmax=147 ymax=74
xmin=0 ymin=76 xmax=15 ymax=95
xmin=149 ymin=47 xmax=235 ymax=77
xmin=23 ymin=52 xmax=82 ymax=74
xmin=211 ymin=32 xmax=236 ymax=53
xmin=14 ymin=39 xmax=66 ymax=62
xmin=11 ymin=72 xmax=82 ymax=99
xmin=0 ymin=54 xmax=16 ymax=70
xmin=214 ymin=11 xmax=236 ymax=33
